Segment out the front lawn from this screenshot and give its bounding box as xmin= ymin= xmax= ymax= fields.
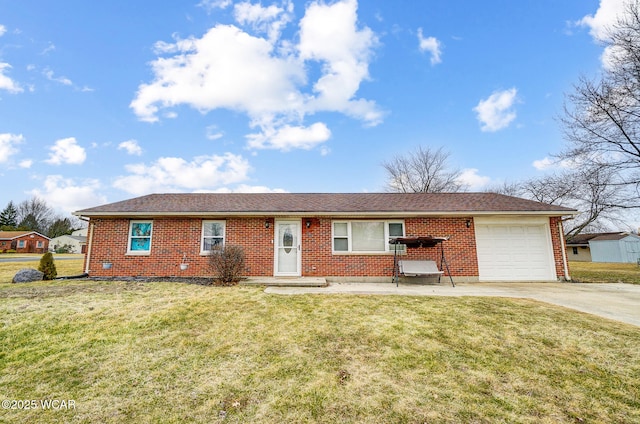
xmin=1 ymin=279 xmax=638 ymax=423
xmin=570 ymin=261 xmax=640 ymax=284
xmin=0 ymin=254 xmax=85 ymax=283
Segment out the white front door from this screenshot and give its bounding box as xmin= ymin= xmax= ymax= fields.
xmin=274 ymin=220 xmax=301 ymax=276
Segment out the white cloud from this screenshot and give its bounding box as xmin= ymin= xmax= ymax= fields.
xmin=206 ymin=125 xmax=224 ymax=141
xmin=457 ymin=168 xmax=491 ymax=190
xmin=130 ymin=24 xmax=306 ymax=123
xmin=117 ymin=139 xmax=143 ymax=156
xmin=578 ymin=0 xmax=626 ymax=41
xmin=45 ymin=137 xmax=87 ymax=165
xmin=19 ymin=159 xmax=32 ymax=168
xmin=246 ymin=122 xmax=331 ymax=150
xmin=0 ymin=133 xmax=24 ymax=163
xmin=473 ymin=88 xmax=518 ymax=132
xmin=30 ymin=175 xmax=107 ymax=214
xmin=417 ymin=28 xmax=442 ymax=65
xmin=234 ymin=0 xmax=293 ymax=41
xmin=0 ymin=63 xmax=23 ymax=93
xmin=578 ymin=0 xmax=627 ymax=68
xmin=0 ymin=24 xmax=6 ymax=37
xmin=532 ymin=156 xmax=578 ymax=170
xmin=41 ymin=42 xmax=56 ymax=55
xmin=112 ymin=153 xmax=251 ymax=195
xmin=298 ymin=0 xmax=382 ymax=124
xmin=43 ymin=68 xmax=72 ymax=86
xmin=211 ymin=184 xmax=288 ymax=193
xmin=198 ymin=0 xmax=232 ymax=13
xmin=131 ymin=0 xmax=382 ymax=152
xmin=532 ymin=157 xmax=553 ymax=170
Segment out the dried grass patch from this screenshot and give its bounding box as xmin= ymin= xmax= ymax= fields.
xmin=0 ymin=280 xmax=639 ymax=423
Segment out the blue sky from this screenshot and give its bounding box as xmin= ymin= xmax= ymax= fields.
xmin=0 ymin=0 xmax=621 ymax=215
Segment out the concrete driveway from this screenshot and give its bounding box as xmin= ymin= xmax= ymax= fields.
xmin=266 ymin=282 xmax=640 ymax=327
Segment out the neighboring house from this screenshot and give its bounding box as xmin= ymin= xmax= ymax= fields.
xmin=72 ymin=228 xmax=88 ymax=238
xmin=0 ymin=231 xmax=50 ymax=254
xmin=567 ymin=232 xmax=640 ymax=263
xmin=73 ymin=193 xmax=576 ymax=282
xmin=565 ymin=233 xmax=594 ymax=262
xmin=49 ymin=232 xmax=87 ymax=253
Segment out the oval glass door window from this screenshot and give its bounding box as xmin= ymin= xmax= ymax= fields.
xmin=283 ymin=227 xmax=293 ymax=253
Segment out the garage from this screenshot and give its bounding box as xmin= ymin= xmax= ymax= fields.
xmin=474 ymin=217 xmax=557 ymax=281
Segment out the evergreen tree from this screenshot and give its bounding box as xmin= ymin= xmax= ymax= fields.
xmin=0 ymin=201 xmax=18 ymax=229
xmin=47 ymin=217 xmax=75 ymax=238
xmin=38 ymin=252 xmax=57 ymax=280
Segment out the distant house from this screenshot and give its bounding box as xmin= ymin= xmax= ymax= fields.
xmin=74 ymin=192 xmax=577 ymax=282
xmin=0 ymin=231 xmax=50 ymax=254
xmin=49 ymin=228 xmax=88 ymax=254
xmin=566 ymin=232 xmax=640 ymax=263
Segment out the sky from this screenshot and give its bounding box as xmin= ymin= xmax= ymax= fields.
xmin=0 ymin=0 xmax=630 ymax=218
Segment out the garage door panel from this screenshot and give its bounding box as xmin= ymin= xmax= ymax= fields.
xmin=475 ymin=222 xmax=555 ymax=281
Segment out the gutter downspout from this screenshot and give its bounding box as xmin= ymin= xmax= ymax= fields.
xmin=558 ymin=220 xmax=571 ymax=281
xmin=84 ymin=219 xmax=94 ymax=275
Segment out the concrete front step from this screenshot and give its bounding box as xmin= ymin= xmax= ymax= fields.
xmin=241 ymin=277 xmax=328 ymax=287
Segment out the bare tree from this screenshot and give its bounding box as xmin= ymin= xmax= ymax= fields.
xmin=484 ymin=180 xmax=524 ymax=197
xmin=383 ymin=146 xmax=467 ymax=193
xmin=520 ymin=166 xmax=628 ymax=238
xmin=17 ymin=197 xmax=55 ymax=234
xmin=559 ymin=0 xmax=640 ymax=207
xmin=484 ymin=165 xmax=629 ymax=237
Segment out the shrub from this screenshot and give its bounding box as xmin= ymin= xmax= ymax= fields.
xmin=208 ymin=245 xmax=246 ymax=286
xmin=54 ymin=243 xmax=74 ymax=254
xmin=38 ymin=252 xmax=57 ymax=280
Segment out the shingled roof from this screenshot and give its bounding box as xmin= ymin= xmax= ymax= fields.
xmin=74 ymin=192 xmax=576 ymax=217
xmin=566 ymin=232 xmax=637 ymax=245
xmin=0 ymin=231 xmax=50 ymax=240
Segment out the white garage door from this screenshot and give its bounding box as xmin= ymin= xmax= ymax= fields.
xmin=475 ymin=218 xmax=556 ymax=281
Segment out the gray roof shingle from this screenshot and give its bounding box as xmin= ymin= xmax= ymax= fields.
xmin=74 ymin=192 xmax=577 ymax=217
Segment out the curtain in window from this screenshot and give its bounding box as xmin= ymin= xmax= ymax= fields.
xmin=352 ymin=222 xmax=385 ymax=251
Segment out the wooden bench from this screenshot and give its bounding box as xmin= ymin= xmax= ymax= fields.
xmin=398 ymin=260 xmax=444 ymax=283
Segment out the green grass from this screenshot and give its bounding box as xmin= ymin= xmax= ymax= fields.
xmin=0 ymin=254 xmax=84 ymax=283
xmin=1 ymin=275 xmax=639 ymax=423
xmin=570 ymin=261 xmax=640 ymax=284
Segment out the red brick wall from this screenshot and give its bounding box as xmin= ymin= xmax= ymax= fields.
xmin=300 ymin=217 xmax=477 ymax=277
xmin=86 ymin=216 xmax=479 ymax=278
xmin=549 ymin=216 xmax=569 ymax=279
xmin=4 ymin=234 xmax=49 ymax=254
xmin=85 ymin=215 xmax=565 ymax=280
xmin=86 ymin=217 xmax=275 ymax=277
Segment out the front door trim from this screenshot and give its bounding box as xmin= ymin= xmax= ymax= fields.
xmin=274 ymin=219 xmax=302 ymax=276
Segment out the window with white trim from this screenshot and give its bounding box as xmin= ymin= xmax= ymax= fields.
xmin=127 ymin=221 xmax=153 ymax=254
xmin=17 ymin=240 xmax=25 ymax=248
xmin=36 ymin=241 xmax=43 ymax=248
xmin=201 ymin=220 xmax=225 ymax=253
xmin=332 ymin=220 xmax=405 ymax=253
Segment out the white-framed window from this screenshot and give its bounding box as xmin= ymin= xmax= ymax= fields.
xmin=17 ymin=240 xmax=25 ymax=248
xmin=332 ymin=220 xmax=405 ymax=253
xmin=127 ymin=220 xmax=153 ymax=254
xmin=36 ymin=241 xmax=43 ymax=248
xmin=201 ymin=220 xmax=226 ymax=253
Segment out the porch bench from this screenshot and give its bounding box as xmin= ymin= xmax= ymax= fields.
xmin=398 ymin=260 xmax=444 ymax=283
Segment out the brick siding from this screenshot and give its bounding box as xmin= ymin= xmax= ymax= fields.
xmin=1 ymin=234 xmax=49 ymax=254
xmin=85 ymin=215 xmax=564 ymax=280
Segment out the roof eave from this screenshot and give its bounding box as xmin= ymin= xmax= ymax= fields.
xmin=75 ymin=210 xmax=577 ymax=219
